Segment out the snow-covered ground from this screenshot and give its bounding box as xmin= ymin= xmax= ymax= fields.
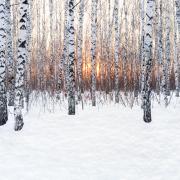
xmin=0 ymin=96 xmax=180 ymax=180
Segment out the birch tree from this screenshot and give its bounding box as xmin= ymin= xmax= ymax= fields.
xmin=140 ymin=0 xmax=145 ymax=92
xmin=175 ymin=0 xmax=180 ymax=96
xmin=25 ymin=0 xmax=32 ymax=111
xmin=114 ymin=0 xmax=120 ymax=103
xmin=68 ymin=0 xmax=75 ymax=115
xmin=175 ymin=0 xmax=180 ymax=31
xmin=6 ymin=0 xmax=14 ymax=106
xmin=0 ymin=0 xmax=8 ymax=126
xmin=162 ymin=3 xmax=171 ymax=106
xmin=154 ymin=0 xmax=160 ymax=95
xmin=142 ymin=0 xmax=155 ymax=123
xmin=49 ymin=0 xmax=54 ymax=88
xmin=156 ymin=0 xmax=163 ymax=95
xmin=91 ymin=0 xmax=98 ymax=106
xmin=123 ymin=0 xmax=128 ymax=96
xmin=107 ymin=0 xmax=112 ymax=93
xmin=77 ymin=0 xmax=85 ymax=101
xmin=14 ymin=0 xmax=29 ymax=131
xmin=58 ymin=0 xmax=68 ymax=94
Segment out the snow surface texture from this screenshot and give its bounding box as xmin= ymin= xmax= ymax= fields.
xmin=0 ymin=96 xmax=180 ymax=180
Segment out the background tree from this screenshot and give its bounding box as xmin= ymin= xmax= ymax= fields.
xmin=91 ymin=0 xmax=98 ymax=106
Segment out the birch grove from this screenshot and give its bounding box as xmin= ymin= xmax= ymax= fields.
xmin=0 ymin=0 xmax=179 ymax=131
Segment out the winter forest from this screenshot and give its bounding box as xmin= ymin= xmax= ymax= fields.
xmin=0 ymin=0 xmax=180 ymax=129
xmin=0 ymin=0 xmax=180 ymax=179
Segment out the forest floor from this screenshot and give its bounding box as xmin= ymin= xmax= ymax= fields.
xmin=0 ymin=94 xmax=180 ymax=180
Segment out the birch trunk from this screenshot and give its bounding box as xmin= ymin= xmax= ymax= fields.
xmin=156 ymin=0 xmax=163 ymax=95
xmin=114 ymin=0 xmax=119 ymax=103
xmin=142 ymin=0 xmax=155 ymax=123
xmin=175 ymin=0 xmax=180 ymax=96
xmin=6 ymin=0 xmax=14 ymax=106
xmin=0 ymin=0 xmax=8 ymax=126
xmin=77 ymin=0 xmax=85 ymax=101
xmin=162 ymin=3 xmax=171 ymax=106
xmin=59 ymin=0 xmax=68 ymax=94
xmin=91 ymin=0 xmax=98 ymax=106
xmin=68 ymin=0 xmax=75 ymax=115
xmin=123 ymin=1 xmax=128 ymax=96
xmin=140 ymin=0 xmax=145 ymax=93
xmin=14 ymin=0 xmax=29 ymax=131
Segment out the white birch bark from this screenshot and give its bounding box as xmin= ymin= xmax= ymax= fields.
xmin=68 ymin=0 xmax=75 ymax=115
xmin=58 ymin=0 xmax=68 ymax=94
xmin=154 ymin=0 xmax=160 ymax=95
xmin=140 ymin=0 xmax=145 ymax=92
xmin=49 ymin=0 xmax=55 ymax=89
xmin=156 ymin=0 xmax=163 ymax=95
xmin=162 ymin=3 xmax=171 ymax=106
xmin=0 ymin=0 xmax=8 ymax=126
xmin=175 ymin=0 xmax=180 ymax=96
xmin=6 ymin=0 xmax=14 ymax=106
xmin=77 ymin=0 xmax=85 ymax=101
xmin=114 ymin=0 xmax=119 ymax=103
xmin=14 ymin=0 xmax=29 ymax=131
xmin=25 ymin=0 xmax=32 ymax=111
xmin=142 ymin=0 xmax=155 ymax=123
xmin=91 ymin=0 xmax=98 ymax=106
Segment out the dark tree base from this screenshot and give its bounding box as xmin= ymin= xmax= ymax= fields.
xmin=0 ymin=118 xmax=7 ymax=126
xmin=115 ymin=97 xmax=119 ymax=104
xmin=0 ymin=109 xmax=8 ymax=126
xmin=144 ymin=118 xmax=152 ymax=123
xmin=143 ymin=112 xmax=152 ymax=123
xmin=68 ymin=106 xmax=75 ymax=115
xmin=92 ymin=101 xmax=96 ymax=107
xmin=14 ymin=115 xmax=24 ymax=131
xmin=68 ymin=112 xmax=75 ymax=115
xmin=68 ymin=105 xmax=75 ymax=115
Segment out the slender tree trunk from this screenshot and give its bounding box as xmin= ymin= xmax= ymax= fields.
xmin=14 ymin=0 xmax=29 ymax=131
xmin=175 ymin=0 xmax=180 ymax=96
xmin=154 ymin=0 xmax=160 ymax=95
xmin=59 ymin=0 xmax=68 ymax=94
xmin=107 ymin=0 xmax=112 ymax=93
xmin=142 ymin=0 xmax=155 ymax=123
xmin=140 ymin=0 xmax=145 ymax=93
xmin=114 ymin=0 xmax=120 ymax=103
xmin=68 ymin=0 xmax=75 ymax=115
xmin=6 ymin=0 xmax=14 ymax=106
xmin=157 ymin=0 xmax=163 ymax=94
xmin=49 ymin=0 xmax=55 ymax=91
xmin=25 ymin=0 xmax=32 ymax=111
xmin=77 ymin=0 xmax=85 ymax=101
xmin=123 ymin=0 xmax=128 ymax=96
xmin=0 ymin=0 xmax=8 ymax=126
xmin=91 ymin=0 xmax=98 ymax=106
xmin=162 ymin=3 xmax=171 ymax=106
